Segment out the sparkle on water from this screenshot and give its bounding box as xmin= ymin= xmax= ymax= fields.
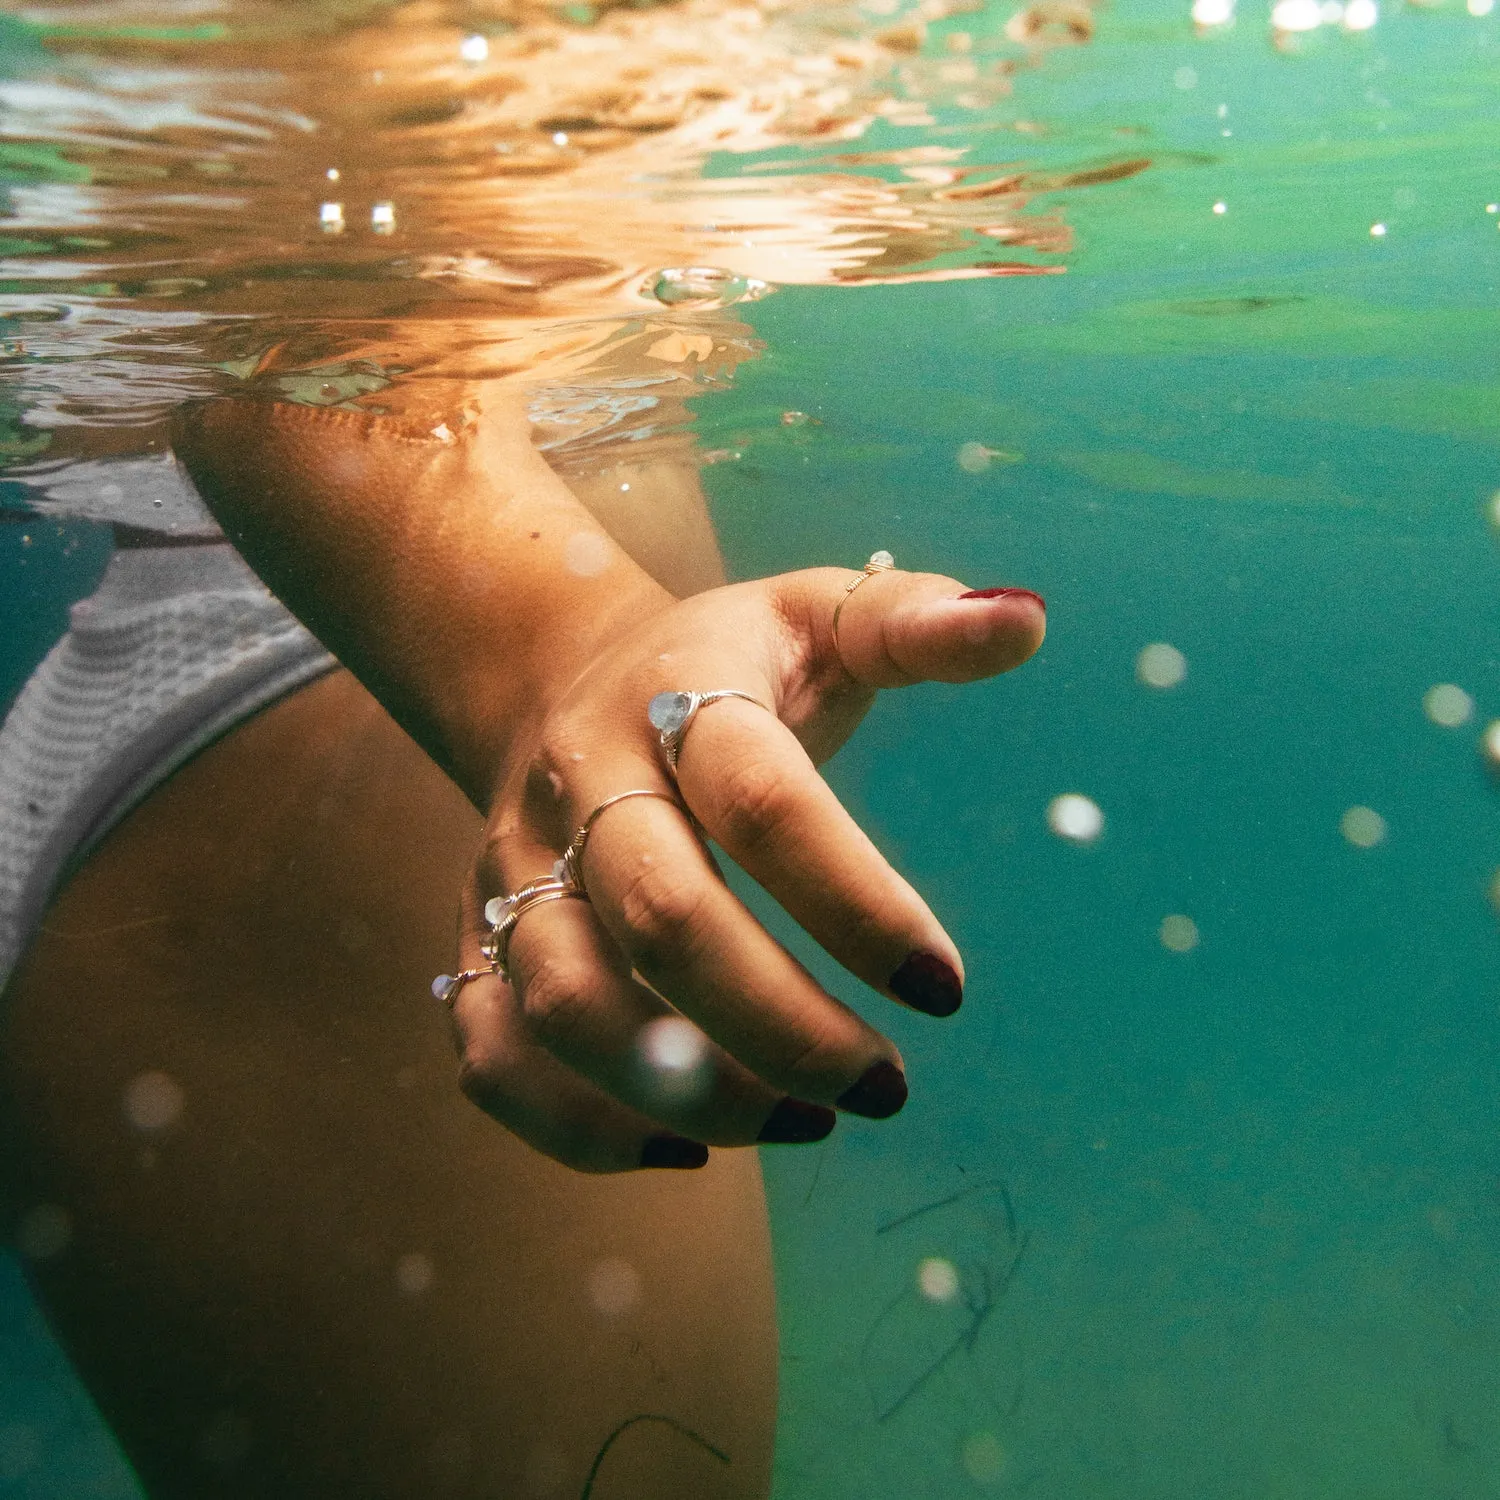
xmin=916 ymin=1255 xmax=961 ymax=1302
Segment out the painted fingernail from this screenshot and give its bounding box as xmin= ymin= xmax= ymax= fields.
xmin=641 ymin=1134 xmax=709 ymax=1169
xmin=757 ymin=1097 xmax=837 ymax=1144
xmin=958 ymin=587 xmax=1046 ymax=610
xmin=889 ymin=952 xmax=963 ymax=1018
xmin=836 ymin=1060 xmax=908 ymax=1119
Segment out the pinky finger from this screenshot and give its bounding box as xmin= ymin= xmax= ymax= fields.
xmin=446 ymin=971 xmax=708 ymax=1173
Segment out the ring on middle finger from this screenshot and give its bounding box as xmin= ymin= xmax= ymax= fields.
xmin=647 ymin=688 xmax=771 ymax=774
xmin=482 ymin=876 xmax=589 ymax=980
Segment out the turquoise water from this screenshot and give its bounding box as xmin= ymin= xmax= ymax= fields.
xmin=5 ymin=0 xmax=1500 ymax=1494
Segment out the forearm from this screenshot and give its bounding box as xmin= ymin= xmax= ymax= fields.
xmin=171 ymin=393 xmax=672 ymax=808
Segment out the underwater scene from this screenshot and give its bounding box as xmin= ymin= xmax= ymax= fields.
xmin=2 ymin=0 xmax=1499 ymax=1494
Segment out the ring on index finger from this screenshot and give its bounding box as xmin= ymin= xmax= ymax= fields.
xmin=647 ymin=689 xmax=772 ymax=775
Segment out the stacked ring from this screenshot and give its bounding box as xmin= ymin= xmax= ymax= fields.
xmin=481 ymin=877 xmax=589 ymax=981
xmin=558 ymin=788 xmax=686 ymax=891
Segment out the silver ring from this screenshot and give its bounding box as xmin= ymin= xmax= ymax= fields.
xmin=647 ymin=689 xmax=771 ymax=773
xmin=480 ymin=877 xmax=589 ymax=981
xmin=559 ymin=788 xmax=686 ymax=891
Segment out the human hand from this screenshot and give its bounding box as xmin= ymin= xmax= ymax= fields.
xmin=445 ymin=563 xmax=1045 ymax=1171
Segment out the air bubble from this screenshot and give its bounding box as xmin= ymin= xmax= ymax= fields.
xmin=1048 ymin=793 xmax=1104 ymax=844
xmin=961 ymin=1431 xmax=1008 ymax=1484
xmin=1423 ymin=683 xmax=1473 ymax=728
xmin=396 ymin=1252 xmax=434 ymax=1295
xmin=1340 ymin=805 xmax=1386 ymax=848
xmin=650 ymin=266 xmax=770 ymax=310
xmin=124 ymin=1070 xmax=184 ymax=1132
xmin=1159 ymin=914 xmax=1200 ymax=952
xmin=588 ymin=1257 xmax=641 ymax=1317
xmin=917 ymin=1256 xmax=960 ymax=1302
xmin=1136 ymin=642 xmax=1187 ymax=689
xmin=634 ymin=1015 xmax=713 ymax=1108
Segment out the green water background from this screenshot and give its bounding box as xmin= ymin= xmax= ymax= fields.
xmin=5 ymin=0 xmax=1500 ymax=1492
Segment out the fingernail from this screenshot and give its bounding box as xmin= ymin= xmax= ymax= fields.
xmin=836 ymin=1061 xmax=908 ymax=1119
xmin=958 ymin=587 xmax=1046 ymax=610
xmin=641 ymin=1134 xmax=709 ymax=1169
xmin=757 ymin=1097 xmax=838 ymax=1144
xmin=889 ymin=952 xmax=963 ymax=1018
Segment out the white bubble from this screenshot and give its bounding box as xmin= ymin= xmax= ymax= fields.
xmin=552 ymin=131 xmax=570 ymax=147
xmin=459 ymin=33 xmax=490 ymax=61
xmin=1136 ymin=642 xmax=1187 ymax=689
xmin=1423 ymin=683 xmax=1474 ymax=728
xmin=588 ymin=1257 xmax=641 ymax=1317
xmin=1340 ymin=805 xmax=1387 ymax=848
xmin=325 ymin=167 xmax=340 ymax=181
xmin=319 ymin=201 xmax=344 ymax=233
xmin=957 ymin=441 xmax=992 ymax=473
xmin=371 ymin=201 xmax=395 ymax=233
xmin=1468 ymin=0 xmax=1493 ymax=15
xmin=124 ymin=1070 xmax=184 ymax=1132
xmin=16 ymin=1204 xmax=72 ymax=1260
xmin=635 ymin=1015 xmax=713 ymax=1107
xmin=1343 ymin=0 xmax=1378 ymax=25
xmin=563 ymin=532 xmax=611 ymax=577
xmin=961 ymin=1430 xmax=1008 ymax=1484
xmin=1213 ymin=200 xmax=1227 ymax=214
xmin=917 ymin=1256 xmax=960 ymax=1302
xmin=1271 ymin=0 xmax=1322 ymax=27
xmin=1048 ymin=793 xmax=1104 ymax=844
xmin=1159 ymin=914 xmax=1200 ymax=952
xmin=1482 ymin=719 xmax=1500 ymax=770
xmin=1192 ymin=0 xmax=1235 ymax=24
xmin=1370 ymin=222 xmax=1388 ymax=238
xmin=396 ymin=1251 xmax=434 ymax=1296
xmin=1174 ymin=66 xmax=1198 ymax=90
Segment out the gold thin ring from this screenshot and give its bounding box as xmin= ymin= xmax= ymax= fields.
xmin=560 ymin=788 xmax=686 ymax=891
xmin=831 ymin=550 xmax=896 ymax=659
xmin=481 ymin=882 xmax=590 ymax=980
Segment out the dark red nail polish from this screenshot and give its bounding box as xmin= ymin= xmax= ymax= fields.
xmin=836 ymin=1060 xmax=908 ymax=1119
xmin=957 ymin=587 xmax=1046 ymax=610
xmin=641 ymin=1135 xmax=709 ymax=1169
xmin=890 ymin=952 xmax=963 ymax=1017
xmin=757 ymin=1097 xmax=837 ymax=1144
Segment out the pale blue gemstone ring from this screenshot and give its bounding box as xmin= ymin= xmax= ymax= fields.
xmin=647 ymin=688 xmax=771 ymax=773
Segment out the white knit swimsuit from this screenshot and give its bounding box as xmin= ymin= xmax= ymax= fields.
xmin=0 ymin=499 xmax=336 ymax=990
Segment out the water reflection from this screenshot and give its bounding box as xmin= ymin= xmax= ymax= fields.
xmin=0 ymin=0 xmax=1126 ymax=497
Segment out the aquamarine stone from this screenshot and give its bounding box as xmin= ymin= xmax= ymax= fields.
xmin=483 ymin=895 xmax=508 ymax=927
xmin=431 ymin=974 xmax=457 ymax=1003
xmin=648 ymin=690 xmax=693 ymax=735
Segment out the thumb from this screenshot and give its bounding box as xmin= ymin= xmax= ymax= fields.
xmin=816 ymin=567 xmax=1046 ymax=688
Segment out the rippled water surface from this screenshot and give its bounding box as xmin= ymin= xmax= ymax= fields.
xmin=4 ymin=0 xmax=1500 ymax=1494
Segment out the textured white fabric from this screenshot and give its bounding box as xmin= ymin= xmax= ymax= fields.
xmin=0 ymin=541 xmax=336 ymax=991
